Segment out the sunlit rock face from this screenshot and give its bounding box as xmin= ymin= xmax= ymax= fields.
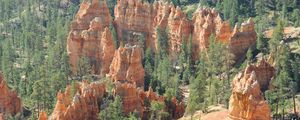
xmin=228 ymin=60 xmax=274 ymax=120
xmin=114 ymin=0 xmax=191 ymax=59
xmin=67 ymin=0 xmax=114 ymax=74
xmin=228 ymin=18 xmax=257 ymax=59
xmin=0 ymin=73 xmax=21 ymax=117
xmin=43 ymin=81 xmax=185 ymax=120
xmin=109 ymin=46 xmax=145 ymax=87
xmin=38 ymin=111 xmax=48 ymax=120
xmin=49 ymin=81 xmax=106 ymax=120
xmin=67 ymin=0 xmax=258 ymax=75
xmin=192 ymin=8 xmax=257 ymax=60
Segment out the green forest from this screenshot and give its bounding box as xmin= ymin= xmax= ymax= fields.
xmin=0 ymin=0 xmax=300 ymax=120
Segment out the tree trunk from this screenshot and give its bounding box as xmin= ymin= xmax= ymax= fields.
xmin=276 ymin=99 xmax=279 ymax=120
xmin=282 ymin=107 xmax=284 ymax=120
xmin=293 ymin=94 xmax=297 ymax=115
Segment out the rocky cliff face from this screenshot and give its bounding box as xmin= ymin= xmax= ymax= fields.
xmin=114 ymin=0 xmax=191 ymax=58
xmin=49 ymin=81 xmax=106 ymax=120
xmin=0 ymin=73 xmax=21 ymax=116
xmin=228 ymin=60 xmax=274 ymax=120
xmin=192 ymin=8 xmax=257 ymax=59
xmin=109 ymin=46 xmax=145 ymax=87
xmin=228 ymin=18 xmax=257 ymax=59
xmin=67 ymin=0 xmax=114 ymax=74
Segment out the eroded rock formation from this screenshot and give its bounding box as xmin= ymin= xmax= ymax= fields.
xmin=67 ymin=0 xmax=258 ymax=75
xmin=228 ymin=60 xmax=274 ymax=120
xmin=113 ymin=82 xmax=185 ymax=119
xmin=67 ymin=0 xmax=114 ymax=74
xmin=192 ymin=8 xmax=257 ymax=59
xmin=44 ymin=81 xmax=184 ymax=120
xmin=0 ymin=73 xmax=21 ymax=116
xmin=114 ymin=0 xmax=192 ymax=58
xmin=109 ymin=46 xmax=145 ymax=87
xmin=49 ymin=81 xmax=106 ymax=120
xmin=38 ymin=111 xmax=48 ymax=120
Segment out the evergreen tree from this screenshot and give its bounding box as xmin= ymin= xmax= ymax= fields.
xmin=187 ymin=59 xmax=207 ymax=118
xmin=150 ymin=101 xmax=169 ymax=120
xmin=144 ymin=48 xmax=154 ymax=91
xmin=76 ymin=56 xmax=92 ymax=81
xmin=269 ymin=20 xmax=284 ymax=54
xmin=99 ymin=96 xmax=126 ymax=120
xmin=156 ymin=28 xmax=169 ymax=57
xmin=1 ymin=39 xmax=17 ymax=88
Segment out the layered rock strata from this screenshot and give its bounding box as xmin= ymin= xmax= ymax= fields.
xmin=228 ymin=60 xmax=274 ymax=120
xmin=67 ymin=0 xmax=258 ymax=74
xmin=67 ymin=0 xmax=114 ymax=74
xmin=0 ymin=73 xmax=21 ymax=116
xmin=109 ymin=46 xmax=145 ymax=87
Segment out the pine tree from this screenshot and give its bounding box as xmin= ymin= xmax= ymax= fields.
xmin=76 ymin=56 xmax=92 ymax=81
xmin=150 ymin=101 xmax=169 ymax=120
xmin=156 ymin=28 xmax=169 ymax=57
xmin=144 ymin=48 xmax=154 ymax=91
xmin=256 ymin=32 xmax=269 ymax=54
xmin=187 ymin=59 xmax=207 ymax=117
xmin=1 ymin=39 xmax=17 ymax=88
xmin=269 ymin=20 xmax=284 ymax=54
xmin=99 ymin=96 xmax=125 ymax=120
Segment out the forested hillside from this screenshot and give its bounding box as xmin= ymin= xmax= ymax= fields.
xmin=0 ymin=0 xmax=299 ymax=120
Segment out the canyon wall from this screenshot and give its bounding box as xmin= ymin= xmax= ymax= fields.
xmin=228 ymin=59 xmax=274 ymax=120
xmin=0 ymin=73 xmax=21 ymax=117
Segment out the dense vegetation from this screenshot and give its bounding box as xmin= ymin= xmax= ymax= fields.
xmin=0 ymin=0 xmax=300 ymax=119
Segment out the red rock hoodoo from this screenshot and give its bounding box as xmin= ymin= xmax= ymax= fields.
xmin=67 ymin=0 xmax=114 ymax=74
xmin=0 ymin=73 xmax=21 ymax=116
xmin=192 ymin=8 xmax=257 ymax=59
xmin=49 ymin=81 xmax=106 ymax=120
xmin=228 ymin=60 xmax=274 ymax=120
xmin=114 ymin=0 xmax=192 ymax=58
xmin=44 ymin=81 xmax=184 ymax=120
xmin=113 ymin=82 xmax=185 ymax=119
xmin=67 ymin=0 xmax=258 ymax=74
xmin=109 ymin=46 xmax=145 ymax=87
